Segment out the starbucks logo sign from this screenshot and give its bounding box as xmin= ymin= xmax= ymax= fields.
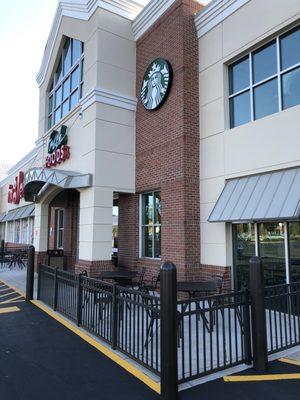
xmin=141 ymin=58 xmax=173 ymax=111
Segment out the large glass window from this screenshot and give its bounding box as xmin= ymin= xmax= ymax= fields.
xmin=233 ymin=223 xmax=256 ymax=289
xmin=48 ymin=38 xmax=84 ymax=130
xmin=141 ymin=192 xmax=161 ymax=258
xmin=229 ymin=25 xmax=300 ymax=128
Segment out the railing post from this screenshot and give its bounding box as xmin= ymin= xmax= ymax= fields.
xmin=249 ymin=256 xmax=268 ymax=371
xmin=160 ymin=262 xmax=178 ymax=400
xmin=26 ymin=245 xmax=35 ymax=302
xmin=76 ymin=274 xmax=83 ymax=326
xmin=243 ymin=289 xmax=252 ymax=364
xmin=111 ymin=283 xmax=118 ymax=350
xmin=53 ymin=267 xmax=59 ymax=311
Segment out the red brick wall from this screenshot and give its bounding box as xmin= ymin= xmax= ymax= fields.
xmin=118 ymin=0 xmax=203 ymax=282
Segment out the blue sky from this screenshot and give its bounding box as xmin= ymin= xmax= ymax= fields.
xmin=0 ymin=0 xmax=58 ymax=165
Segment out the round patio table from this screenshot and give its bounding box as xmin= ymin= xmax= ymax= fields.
xmin=177 ymin=281 xmax=217 ymax=297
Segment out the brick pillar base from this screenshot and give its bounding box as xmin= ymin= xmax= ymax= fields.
xmin=34 ymin=251 xmax=49 ymax=272
xmin=75 ymin=260 xmax=114 ymax=277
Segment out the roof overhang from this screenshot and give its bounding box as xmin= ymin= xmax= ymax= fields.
xmin=23 ymin=168 xmax=92 ymax=202
xmin=209 ymin=167 xmax=300 ymax=223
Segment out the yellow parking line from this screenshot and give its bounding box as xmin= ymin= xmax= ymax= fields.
xmin=279 ymin=358 xmax=300 ymax=368
xmin=0 ymin=306 xmax=20 ymax=314
xmin=0 ymin=288 xmax=12 ymax=293
xmin=1 ymin=295 xmax=23 ymax=304
xmin=0 ymin=280 xmax=25 ymax=297
xmin=224 ymin=373 xmax=300 ymax=382
xmin=31 ymin=299 xmax=161 ymax=394
xmin=0 ymin=291 xmax=14 ymax=298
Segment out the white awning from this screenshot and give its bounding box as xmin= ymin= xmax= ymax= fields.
xmin=209 ymin=167 xmax=300 ymax=223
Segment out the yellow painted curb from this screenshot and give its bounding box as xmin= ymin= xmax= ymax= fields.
xmin=279 ymin=358 xmax=300 ymax=368
xmin=0 ymin=306 xmax=20 ymax=314
xmin=31 ymin=299 xmax=161 ymax=394
xmin=0 ymin=280 xmax=25 ymax=297
xmin=224 ymin=373 xmax=300 ymax=382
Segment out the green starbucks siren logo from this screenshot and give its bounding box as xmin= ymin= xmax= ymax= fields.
xmin=141 ymin=58 xmax=173 ymax=111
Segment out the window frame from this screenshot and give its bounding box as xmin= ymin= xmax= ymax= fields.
xmin=228 ymin=25 xmax=300 ymax=129
xmin=139 ymin=191 xmax=162 ymax=259
xmin=47 ymin=38 xmax=84 ymax=131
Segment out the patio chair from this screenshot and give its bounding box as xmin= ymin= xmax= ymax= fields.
xmin=131 ymin=267 xmax=146 ymax=291
xmin=143 ymin=271 xmax=160 ymax=295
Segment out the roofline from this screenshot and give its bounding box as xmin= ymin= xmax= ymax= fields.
xmin=36 ymin=0 xmax=144 ymax=87
xmin=194 ymin=0 xmax=250 ymax=39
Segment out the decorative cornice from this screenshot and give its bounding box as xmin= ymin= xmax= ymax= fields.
xmin=80 ymin=87 xmax=137 ymax=111
xmin=36 ymin=0 xmax=144 ymax=87
xmin=132 ymin=0 xmax=176 ymax=40
xmin=195 ymin=0 xmax=250 ymax=38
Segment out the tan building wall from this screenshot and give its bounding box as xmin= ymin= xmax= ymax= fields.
xmin=197 ymin=0 xmax=300 ymax=273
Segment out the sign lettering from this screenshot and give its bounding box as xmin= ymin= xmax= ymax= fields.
xmin=7 ymin=171 xmax=24 ymax=204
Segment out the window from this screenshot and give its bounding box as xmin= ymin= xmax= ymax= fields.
xmin=141 ymin=192 xmax=161 ymax=258
xmin=55 ymin=209 xmax=64 ymax=249
xmin=229 ymin=26 xmax=300 ymax=128
xmin=233 ymin=221 xmax=300 ymax=289
xmin=48 ymin=38 xmax=84 ymax=130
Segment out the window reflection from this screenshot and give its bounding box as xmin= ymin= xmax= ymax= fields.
xmin=288 ymin=222 xmax=300 ymax=283
xmin=233 ymin=223 xmax=256 ymax=289
xmin=259 ymin=222 xmax=286 ymax=285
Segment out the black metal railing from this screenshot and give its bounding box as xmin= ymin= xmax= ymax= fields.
xmin=265 ymin=281 xmax=300 ymax=354
xmin=177 ymin=290 xmax=250 ymax=383
xmin=38 ymin=264 xmax=161 ymax=376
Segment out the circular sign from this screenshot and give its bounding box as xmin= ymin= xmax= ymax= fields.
xmin=140 ymin=58 xmax=173 ymax=111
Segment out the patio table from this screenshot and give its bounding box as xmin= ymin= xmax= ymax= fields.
xmin=177 ymin=280 xmax=217 ymax=333
xmin=97 ymin=270 xmax=137 ymax=283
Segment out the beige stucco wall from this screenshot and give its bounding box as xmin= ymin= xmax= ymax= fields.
xmin=198 ymin=0 xmax=300 ymax=268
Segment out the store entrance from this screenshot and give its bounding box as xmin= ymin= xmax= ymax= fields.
xmin=48 ymin=189 xmax=79 ymax=270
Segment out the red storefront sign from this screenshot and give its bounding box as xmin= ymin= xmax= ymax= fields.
xmin=7 ymin=171 xmax=24 ymax=204
xmin=45 ymin=145 xmax=70 ymax=168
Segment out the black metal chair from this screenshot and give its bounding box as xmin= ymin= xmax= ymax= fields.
xmin=131 ymin=267 xmax=146 ymax=290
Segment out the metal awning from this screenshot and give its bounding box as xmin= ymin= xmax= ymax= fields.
xmin=0 ymin=212 xmax=6 ymax=223
xmin=24 ymin=168 xmax=92 ymax=202
xmin=209 ymin=167 xmax=300 ymax=223
xmin=2 ymin=204 xmax=35 ymax=222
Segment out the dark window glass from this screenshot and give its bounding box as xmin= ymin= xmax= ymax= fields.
xmin=48 ymin=95 xmax=53 ymax=114
xmin=55 ymin=86 xmax=62 ymax=107
xmin=70 ymin=90 xmax=78 ymax=109
xmin=71 ymin=67 xmax=79 ymax=92
xmin=142 ymin=193 xmax=154 ymax=225
xmin=55 ymin=59 xmax=62 ymax=84
xmin=230 ymin=91 xmax=251 ymax=128
xmin=62 ymin=77 xmax=70 ymax=101
xmin=48 ymin=116 xmax=52 ymax=130
xmin=154 ymin=192 xmax=161 ymax=224
xmin=72 ymin=39 xmax=81 ymax=64
xmin=259 ymin=222 xmax=286 ymax=286
xmin=282 ymin=67 xmax=300 ymax=110
xmin=252 ymin=40 xmax=277 ymax=84
xmin=280 ymin=27 xmax=300 ymax=70
xmin=229 ymin=56 xmax=249 ymax=94
xmin=233 ymin=224 xmax=256 ymax=289
xmin=142 ymin=226 xmax=153 ymax=258
xmin=154 ymin=226 xmax=161 ymax=258
xmin=288 ymin=222 xmax=300 ymax=283
xmin=254 ymin=78 xmax=278 ymax=119
xmin=63 ymin=38 xmax=71 ymax=74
